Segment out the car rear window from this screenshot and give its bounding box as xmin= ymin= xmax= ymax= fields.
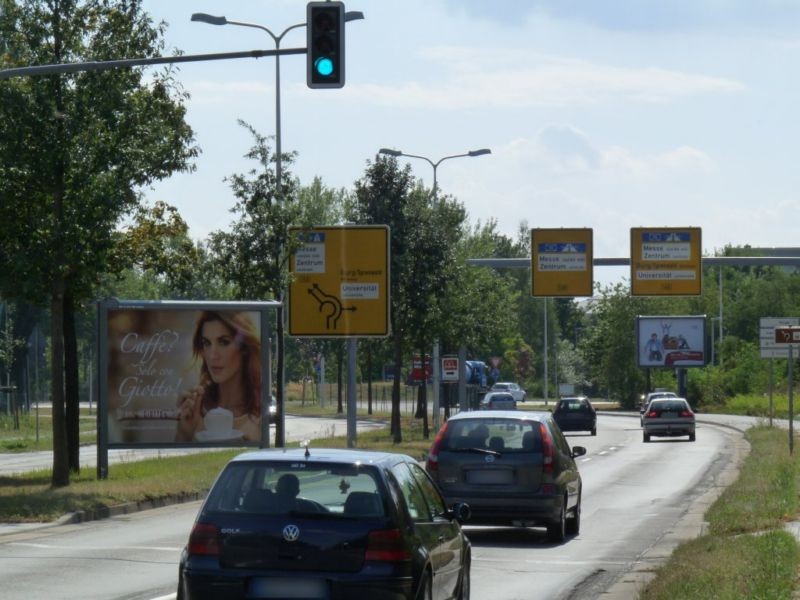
xmin=650 ymin=400 xmax=688 ymax=412
xmin=204 ymin=462 xmax=385 ymax=517
xmin=557 ymin=399 xmax=590 ymax=412
xmin=441 ymin=418 xmax=542 ymax=453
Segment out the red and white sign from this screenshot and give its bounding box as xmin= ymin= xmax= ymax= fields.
xmin=441 ymin=356 xmax=459 ymax=382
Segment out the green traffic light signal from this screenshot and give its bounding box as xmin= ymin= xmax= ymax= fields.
xmin=307 ymin=1 xmax=344 ymax=88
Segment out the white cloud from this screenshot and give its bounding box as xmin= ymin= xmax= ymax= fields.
xmin=341 ymin=48 xmax=744 ymax=109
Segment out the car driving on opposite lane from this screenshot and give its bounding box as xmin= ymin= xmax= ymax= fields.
xmin=642 ymin=397 xmax=696 ymax=442
xmin=426 ymin=410 xmax=586 ymax=543
xmin=479 ymin=391 xmax=517 ymax=410
xmin=178 ymin=447 xmax=471 ymax=600
xmin=489 ymin=382 xmax=526 ymax=403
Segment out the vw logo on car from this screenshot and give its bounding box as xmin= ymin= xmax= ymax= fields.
xmin=282 ymin=524 xmax=300 ymax=542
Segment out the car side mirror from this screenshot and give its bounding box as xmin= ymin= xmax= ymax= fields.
xmin=571 ymin=446 xmax=587 ymax=458
xmin=448 ymin=502 xmax=471 ymax=523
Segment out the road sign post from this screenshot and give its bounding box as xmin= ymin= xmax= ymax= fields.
xmin=774 ymin=325 xmax=800 ymax=454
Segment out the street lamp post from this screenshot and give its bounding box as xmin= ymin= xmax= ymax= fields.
xmin=192 ymin=10 xmax=363 ymax=448
xmin=378 ymin=148 xmax=490 ymax=201
xmin=377 ymin=147 xmax=491 ymax=429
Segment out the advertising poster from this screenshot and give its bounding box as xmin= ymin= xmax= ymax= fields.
xmin=637 ymin=315 xmax=706 ymax=368
xmin=106 ymin=308 xmax=263 ymax=445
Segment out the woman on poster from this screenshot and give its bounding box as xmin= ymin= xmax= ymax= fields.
xmin=175 ymin=311 xmax=262 ymax=442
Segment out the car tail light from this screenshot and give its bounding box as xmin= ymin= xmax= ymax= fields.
xmin=539 ymin=423 xmax=554 ymax=475
xmin=426 ymin=421 xmax=449 ymax=474
xmin=365 ymin=529 xmax=412 ymax=562
xmin=188 ymin=522 xmax=220 ymax=556
xmin=680 ymin=409 xmax=694 ymax=418
xmin=646 ymin=410 xmax=658 ymax=418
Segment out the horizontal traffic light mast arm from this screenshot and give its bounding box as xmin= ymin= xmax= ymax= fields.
xmin=468 ymin=256 xmax=800 ymax=268
xmin=0 ymin=47 xmax=307 ymax=80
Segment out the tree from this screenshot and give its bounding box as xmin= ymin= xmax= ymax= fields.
xmin=352 ymin=155 xmax=417 ymax=441
xmin=208 ymin=121 xmax=308 ymax=446
xmin=0 ymin=0 xmax=197 ymax=485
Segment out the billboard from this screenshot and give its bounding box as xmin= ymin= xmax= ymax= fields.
xmin=99 ymin=301 xmax=276 ymax=448
xmin=636 ymin=315 xmax=706 ymax=368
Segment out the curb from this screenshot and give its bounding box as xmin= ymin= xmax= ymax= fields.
xmin=59 ymin=491 xmax=207 ymax=525
xmin=0 ymin=491 xmax=206 ymax=538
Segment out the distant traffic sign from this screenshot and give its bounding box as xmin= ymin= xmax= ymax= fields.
xmin=775 ymin=327 xmax=800 ymax=344
xmin=531 ymin=228 xmax=593 ymax=297
xmin=760 ymin=317 xmax=800 ymax=358
xmin=289 ymin=226 xmax=390 ymax=337
xmin=630 ymin=227 xmax=702 ymax=296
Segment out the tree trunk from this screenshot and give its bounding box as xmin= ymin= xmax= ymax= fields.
xmin=391 ymin=332 xmax=402 ymax=443
xmin=64 ymin=289 xmax=80 ymax=472
xmin=50 ymin=280 xmax=69 ymax=487
xmin=337 ymin=342 xmax=343 ymax=414
xmin=367 ymin=347 xmax=373 ymax=415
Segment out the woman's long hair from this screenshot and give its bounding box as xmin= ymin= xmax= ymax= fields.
xmin=192 ymin=311 xmax=261 ymax=417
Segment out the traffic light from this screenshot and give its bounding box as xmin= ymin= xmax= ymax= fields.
xmin=307 ymin=1 xmax=345 ymax=89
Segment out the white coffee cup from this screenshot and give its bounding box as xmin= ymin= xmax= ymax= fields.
xmin=204 ymin=407 xmax=234 ymax=435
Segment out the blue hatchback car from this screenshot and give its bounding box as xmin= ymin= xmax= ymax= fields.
xmin=178 ymin=447 xmax=471 ymax=600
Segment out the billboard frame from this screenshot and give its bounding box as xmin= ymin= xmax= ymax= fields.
xmin=97 ymin=298 xmax=280 ymax=479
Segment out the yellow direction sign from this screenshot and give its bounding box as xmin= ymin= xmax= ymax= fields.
xmin=289 ymin=226 xmax=390 ymax=337
xmin=630 ymin=227 xmax=702 ymax=296
xmin=531 ymin=228 xmax=593 ymax=297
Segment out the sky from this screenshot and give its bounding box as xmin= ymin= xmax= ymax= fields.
xmin=138 ymin=0 xmax=800 ymax=288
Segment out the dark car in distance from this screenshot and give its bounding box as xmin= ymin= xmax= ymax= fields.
xmin=426 ymin=410 xmax=586 ymax=543
xmin=178 ymin=448 xmax=471 ymax=600
xmin=552 ymin=396 xmax=597 ymax=436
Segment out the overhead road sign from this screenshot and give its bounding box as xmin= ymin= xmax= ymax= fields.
xmin=630 ymin=227 xmax=702 ymax=296
xmin=289 ymin=226 xmax=390 ymax=337
xmin=531 ymin=228 xmax=593 ymax=297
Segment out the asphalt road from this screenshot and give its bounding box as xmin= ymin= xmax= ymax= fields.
xmin=0 ymin=412 xmax=757 ymax=600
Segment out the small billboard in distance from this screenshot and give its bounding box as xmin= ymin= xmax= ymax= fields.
xmin=636 ymin=315 xmax=706 ymax=368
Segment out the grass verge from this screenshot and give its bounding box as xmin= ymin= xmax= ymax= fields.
xmin=0 ymin=415 xmax=432 ymax=523
xmin=640 ymin=426 xmax=800 ymax=599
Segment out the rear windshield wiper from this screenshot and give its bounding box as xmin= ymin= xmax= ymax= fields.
xmin=447 ymin=447 xmax=500 ymax=456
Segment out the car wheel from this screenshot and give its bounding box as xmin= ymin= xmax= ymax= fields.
xmin=547 ymin=500 xmax=566 ymax=543
xmin=590 ymin=427 xmax=597 ymax=436
xmin=566 ymin=493 xmax=581 ymax=536
xmin=643 ymin=432 xmax=650 ymax=443
xmin=457 ymin=555 xmax=471 ymax=600
xmin=417 ymin=570 xmax=433 ymax=600
xmin=689 ymin=432 xmax=696 ymax=442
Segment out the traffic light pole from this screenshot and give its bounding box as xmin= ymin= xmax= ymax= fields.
xmin=0 ymin=48 xmax=306 ymax=80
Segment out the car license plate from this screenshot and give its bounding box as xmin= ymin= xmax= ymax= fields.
xmin=466 ymin=469 xmax=512 ymax=484
xmin=248 ymin=577 xmax=329 ymax=599
xmin=662 ymin=412 xmax=677 ymax=418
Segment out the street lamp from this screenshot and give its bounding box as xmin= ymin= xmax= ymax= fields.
xmin=192 ymin=10 xmax=364 ymax=448
xmin=378 ymin=147 xmax=491 ymax=200
xmin=377 ymin=146 xmax=491 ymax=429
